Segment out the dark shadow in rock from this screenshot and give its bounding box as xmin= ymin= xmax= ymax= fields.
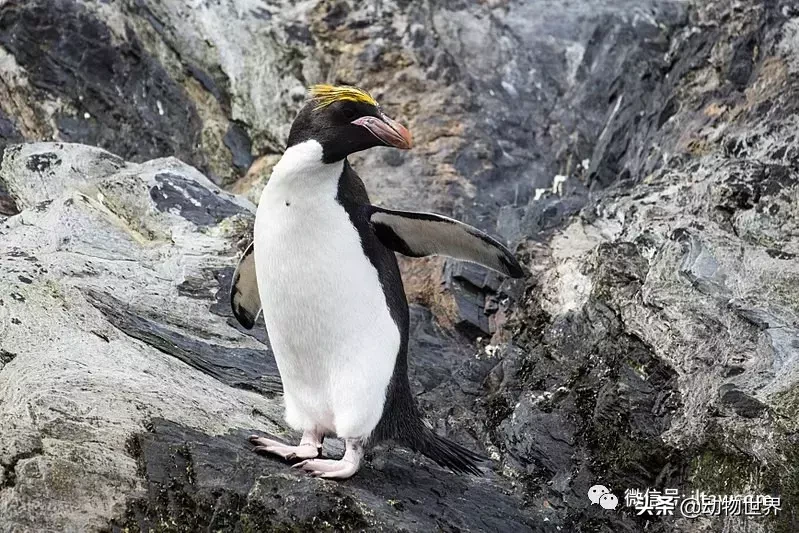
xmin=719 ymin=386 xmax=768 ymax=419
xmin=0 ymin=0 xmax=206 ymax=172
xmin=109 ymin=418 xmax=546 ymax=533
xmin=0 ymin=110 xmax=23 ymax=217
xmin=0 ymin=110 xmax=22 ymax=145
xmin=84 ymin=289 xmax=281 ymax=395
xmin=0 ymin=178 xmax=19 ymax=217
xmin=0 ymin=138 xmax=21 ymax=216
xmin=443 ymin=261 xmax=507 ymax=339
xmin=223 ymin=121 xmax=255 ymax=172
xmin=406 ymin=305 xmax=467 ymax=394
xmin=150 ymin=173 xmax=244 ymax=227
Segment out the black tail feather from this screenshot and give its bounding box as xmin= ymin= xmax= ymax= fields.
xmin=416 ymin=429 xmax=486 ymax=475
xmin=371 ymin=343 xmax=487 ymax=475
xmin=372 ymin=407 xmax=487 ymax=475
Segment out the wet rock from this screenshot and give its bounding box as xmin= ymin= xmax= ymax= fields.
xmin=111 ymin=418 xmax=542 ymax=533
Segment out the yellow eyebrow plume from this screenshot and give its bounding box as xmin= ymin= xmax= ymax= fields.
xmin=309 ymin=84 xmax=378 ymax=109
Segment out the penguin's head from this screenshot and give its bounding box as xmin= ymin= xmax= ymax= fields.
xmin=287 ymin=84 xmax=413 ymax=163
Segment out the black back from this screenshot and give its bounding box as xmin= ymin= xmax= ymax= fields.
xmin=334 ymin=161 xmax=419 ymax=439
xmin=335 ymin=161 xmax=484 ymax=474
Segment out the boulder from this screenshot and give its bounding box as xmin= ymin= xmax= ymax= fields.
xmin=0 ymin=142 xmax=536 ymax=532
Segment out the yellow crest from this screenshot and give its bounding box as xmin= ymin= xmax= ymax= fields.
xmin=308 ymin=84 xmax=378 ymax=110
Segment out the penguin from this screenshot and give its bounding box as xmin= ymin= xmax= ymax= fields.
xmin=231 ymin=85 xmax=524 ymax=479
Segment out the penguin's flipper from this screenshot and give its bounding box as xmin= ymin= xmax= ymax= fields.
xmin=230 ymin=242 xmax=262 ymax=329
xmin=366 ymin=206 xmax=524 ymax=278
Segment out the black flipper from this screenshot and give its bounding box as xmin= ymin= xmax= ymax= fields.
xmin=230 ymin=242 xmax=261 ymax=329
xmin=366 ymin=206 xmax=524 ymax=278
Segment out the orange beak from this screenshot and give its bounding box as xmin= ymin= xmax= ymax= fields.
xmin=352 ymin=113 xmax=413 ymax=149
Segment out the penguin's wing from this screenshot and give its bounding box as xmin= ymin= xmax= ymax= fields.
xmin=366 ymin=206 xmax=525 ymax=278
xmin=230 ymin=242 xmax=261 ymax=329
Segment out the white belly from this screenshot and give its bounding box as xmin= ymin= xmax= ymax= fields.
xmin=253 ymin=143 xmax=400 ymax=438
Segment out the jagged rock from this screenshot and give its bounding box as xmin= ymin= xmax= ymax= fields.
xmin=1 ymin=0 xmax=799 ymax=532
xmin=112 ymin=419 xmax=541 ymax=533
xmin=0 ymin=143 xmax=536 ymax=532
xmin=0 ymin=0 xmax=684 ymax=218
xmin=488 ymin=1 xmax=799 ymax=532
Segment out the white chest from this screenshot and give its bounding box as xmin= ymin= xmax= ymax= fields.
xmin=251 ymin=141 xmax=400 ymax=437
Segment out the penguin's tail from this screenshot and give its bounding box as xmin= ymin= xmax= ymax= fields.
xmin=413 ymin=426 xmax=486 ymax=475
xmin=371 ymin=357 xmax=487 ymax=475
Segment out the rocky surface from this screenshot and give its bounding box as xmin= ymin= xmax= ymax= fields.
xmin=1 ymin=0 xmax=799 ymax=532
xmin=0 ymin=143 xmax=536 ymax=532
xmin=0 ymin=0 xmax=683 ymax=211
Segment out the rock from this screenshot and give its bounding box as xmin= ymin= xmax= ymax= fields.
xmin=0 ymin=0 xmax=684 ymax=214
xmin=1 ymin=0 xmax=799 ymax=532
xmin=0 ymin=1 xmax=207 ymax=177
xmin=0 ymin=143 xmax=536 ymax=532
xmin=484 ymin=1 xmax=799 ymax=531
xmin=0 ymin=143 xmax=271 ymax=531
xmin=112 ymin=419 xmax=542 ymax=533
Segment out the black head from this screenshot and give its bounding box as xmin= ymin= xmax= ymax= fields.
xmin=287 ymin=85 xmax=413 ymax=163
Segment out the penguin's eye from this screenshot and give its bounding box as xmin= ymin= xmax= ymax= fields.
xmin=341 ymin=105 xmax=357 ymax=120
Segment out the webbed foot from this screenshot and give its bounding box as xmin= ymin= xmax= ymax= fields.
xmin=293 ymin=438 xmax=363 ymax=480
xmin=249 ymin=435 xmax=320 ymax=460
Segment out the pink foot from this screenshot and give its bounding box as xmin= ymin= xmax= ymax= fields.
xmin=293 ymin=438 xmax=363 ymax=480
xmin=293 ymin=458 xmax=360 ymax=479
xmin=249 ymin=435 xmax=319 ymax=460
xmin=249 ymin=428 xmax=323 ymax=461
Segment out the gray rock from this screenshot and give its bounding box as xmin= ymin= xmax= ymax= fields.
xmin=1 ymin=0 xmax=799 ymax=532
xmin=487 ymin=1 xmax=799 ymax=531
xmin=0 ymin=142 xmax=536 ymax=532
xmin=0 ymin=143 xmax=275 ymax=531
xmin=112 ymin=419 xmax=543 ymax=533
